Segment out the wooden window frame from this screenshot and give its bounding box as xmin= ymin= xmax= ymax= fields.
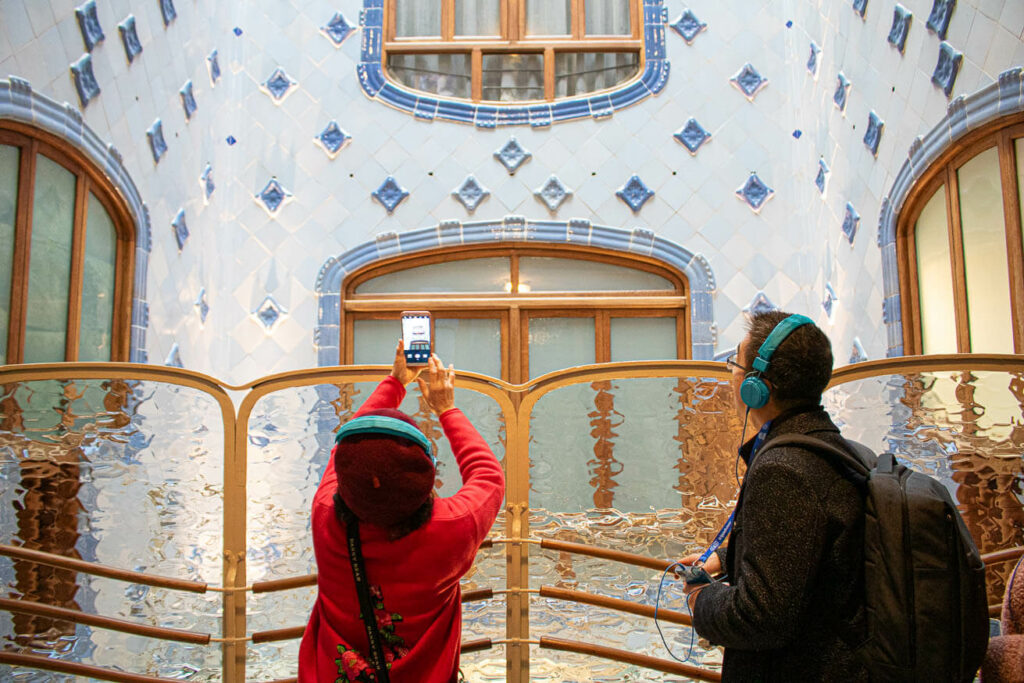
xmin=342 ymin=244 xmax=690 ymax=383
xmin=0 ymin=121 xmax=135 ymax=363
xmin=383 ymin=0 xmax=644 ymax=104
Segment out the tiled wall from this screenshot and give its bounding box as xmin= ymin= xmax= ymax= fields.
xmin=1 ymin=0 xmax=1022 ymax=382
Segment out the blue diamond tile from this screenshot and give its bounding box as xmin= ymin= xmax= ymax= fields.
xmin=147 ymin=119 xmax=167 ymax=163
xmin=842 ymin=203 xmax=860 ymax=244
xmin=226 ymin=135 xmax=236 ymax=146
xmin=731 ymin=63 xmax=768 ymax=100
xmin=815 ymin=159 xmax=830 ymax=195
xmin=926 ymin=0 xmax=956 ymax=40
xmin=833 ymin=73 xmax=851 ymax=111
xmin=316 ymin=121 xmax=350 ymax=158
xmin=863 ymin=111 xmax=884 ymax=156
xmin=494 ymin=137 xmax=532 ymax=175
xmin=256 ymin=178 xmax=292 ymax=214
xmin=372 ymin=176 xmax=409 ymax=213
xmin=76 ymin=0 xmax=104 ymax=52
xmin=932 ymin=41 xmax=963 ymax=98
xmin=171 ymin=208 xmax=188 ymax=250
xmin=180 ymin=80 xmax=196 ymax=120
xmin=70 ymin=54 xmax=100 ymax=107
xmin=616 ymin=175 xmax=654 ymax=213
xmin=674 ymin=118 xmax=711 ymax=155
xmin=118 ymin=16 xmax=142 ymax=63
xmin=807 ymin=42 xmax=821 ymax=76
xmin=233 ymin=27 xmax=243 ymax=36
xmin=262 ymin=67 xmax=296 ymax=102
xmin=743 ymin=291 xmax=778 ymax=319
xmin=823 ymin=282 xmax=839 ymax=318
xmin=736 ymin=173 xmax=774 ymax=212
xmin=670 ymin=9 xmax=706 ymax=44
xmin=852 ymin=0 xmax=868 ymax=19
xmin=159 ymin=0 xmax=176 ymax=26
xmin=165 ymin=343 xmax=183 ymax=368
xmin=199 ymin=163 xmax=214 ymax=201
xmin=195 ymin=288 xmax=209 ymax=324
xmin=888 ymin=5 xmax=912 ymax=53
xmin=207 ymin=49 xmax=220 ymax=85
xmin=535 ymin=176 xmax=572 ymax=212
xmin=453 ymin=175 xmax=490 ymax=213
xmin=850 ymin=337 xmax=868 ymax=364
xmin=321 ymin=12 xmax=354 ymax=45
xmin=254 ymin=295 xmax=286 ymax=330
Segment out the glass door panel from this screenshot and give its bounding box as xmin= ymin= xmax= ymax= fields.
xmin=79 ymin=193 xmax=117 ymax=361
xmin=915 ymin=185 xmax=956 ymax=354
xmin=0 ymin=144 xmax=18 ymax=364
xmin=434 ymin=317 xmax=502 ymax=378
xmin=528 ymin=316 xmax=594 ymax=379
xmin=610 ymin=316 xmax=676 ymax=361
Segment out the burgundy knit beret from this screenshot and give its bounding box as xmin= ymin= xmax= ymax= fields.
xmin=334 ymin=408 xmax=435 ymax=527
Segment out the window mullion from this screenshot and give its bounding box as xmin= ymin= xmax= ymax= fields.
xmin=442 ymin=0 xmax=453 ymax=40
xmin=472 ymin=48 xmax=483 ymax=101
xmin=595 ymin=309 xmax=609 ymax=363
xmin=544 ymin=46 xmax=555 ymax=101
xmin=8 ymin=139 xmax=37 ymax=364
xmin=574 ymin=0 xmax=585 ymax=38
xmin=998 ymin=130 xmax=1024 ymax=352
xmin=65 ymin=173 xmax=89 ymax=361
xmin=510 ymin=304 xmax=523 ymax=383
xmin=945 ymin=164 xmax=971 ymax=352
xmin=386 ymin=0 xmax=396 ymax=41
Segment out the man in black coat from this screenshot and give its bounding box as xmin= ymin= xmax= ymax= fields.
xmin=683 ymin=310 xmax=868 ymax=682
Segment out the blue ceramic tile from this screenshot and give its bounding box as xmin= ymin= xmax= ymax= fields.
xmin=200 ymin=163 xmax=214 ymax=201
xmin=147 ymin=119 xmax=167 ymax=163
xmin=674 ymin=118 xmax=711 ymax=155
xmin=255 ymin=295 xmax=285 ymax=330
xmin=822 ymin=282 xmax=839 ymax=318
xmin=743 ymin=291 xmax=778 ymax=319
xmin=736 ymin=173 xmax=774 ymax=212
xmin=453 ymin=175 xmax=490 ymax=213
xmin=852 ymin=0 xmax=868 ymax=19
xmin=207 ymin=49 xmax=220 ymax=85
xmin=731 ymin=63 xmax=768 ymax=100
xmin=75 ymin=1 xmax=104 ymax=52
xmin=256 ymin=178 xmax=291 ymax=214
xmin=616 ymin=175 xmax=654 ymax=213
xmin=171 ymin=208 xmax=188 ymax=250
xmin=535 ymin=176 xmax=572 ymax=212
xmin=815 ymin=159 xmax=830 ymax=195
xmin=494 ymin=137 xmax=532 ymax=175
xmin=226 ymin=135 xmax=236 ymax=146
xmin=70 ymin=54 xmax=101 ymax=107
xmin=888 ymin=5 xmax=912 ymax=53
xmin=233 ymin=27 xmax=243 ymax=36
xmin=159 ymin=0 xmax=176 ymax=26
xmin=195 ymin=288 xmax=209 ymax=324
xmin=807 ymin=42 xmax=821 ymax=76
xmin=322 ymin=12 xmax=354 ymax=45
xmin=863 ymin=111 xmax=884 ymax=156
xmin=670 ymin=9 xmax=706 ymax=44
xmin=842 ymin=203 xmax=860 ymax=243
xmin=316 ymin=121 xmax=351 ymax=158
xmin=180 ymin=80 xmax=196 ymax=120
xmin=833 ymin=73 xmax=851 ymax=111
xmin=926 ymin=0 xmax=956 ymax=40
xmin=263 ymin=67 xmax=296 ymax=101
xmin=849 ymin=338 xmax=868 ymax=363
xmin=165 ymin=343 xmax=183 ymax=368
xmin=372 ymin=176 xmax=409 ymax=213
xmin=119 ymin=16 xmax=142 ymax=63
xmin=932 ymin=41 xmax=963 ymax=97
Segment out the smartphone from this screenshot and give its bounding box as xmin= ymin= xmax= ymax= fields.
xmin=401 ymin=311 xmax=431 ymax=365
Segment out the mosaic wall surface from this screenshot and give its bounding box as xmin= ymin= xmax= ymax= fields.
xmin=2 ymin=1 xmax=1022 ymax=381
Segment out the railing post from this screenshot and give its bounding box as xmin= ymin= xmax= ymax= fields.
xmin=223 ymin=403 xmax=248 ymax=681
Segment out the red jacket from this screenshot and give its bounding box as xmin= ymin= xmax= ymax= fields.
xmin=298 ymin=376 xmax=505 ymax=683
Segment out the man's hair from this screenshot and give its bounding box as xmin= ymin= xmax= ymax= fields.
xmin=745 ymin=310 xmax=833 ymax=408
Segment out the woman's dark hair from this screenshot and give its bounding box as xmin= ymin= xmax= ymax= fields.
xmin=745 ymin=310 xmax=833 ymax=408
xmin=334 ymin=492 xmax=434 ymax=541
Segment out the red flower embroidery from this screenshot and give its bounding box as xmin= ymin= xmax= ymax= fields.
xmin=335 ymin=585 xmax=408 ymax=682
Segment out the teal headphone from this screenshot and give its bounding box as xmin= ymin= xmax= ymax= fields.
xmin=739 ymin=314 xmax=814 ymax=410
xmin=335 ymin=415 xmax=437 ymax=466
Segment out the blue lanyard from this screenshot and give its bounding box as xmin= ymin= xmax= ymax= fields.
xmin=697 ymin=420 xmax=773 ymax=564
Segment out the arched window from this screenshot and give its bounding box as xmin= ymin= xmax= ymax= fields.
xmin=341 ymin=245 xmax=689 ymax=382
xmin=0 ymin=121 xmax=135 ymax=363
xmin=384 ymin=0 xmax=641 ymax=102
xmin=898 ymin=113 xmax=1024 ymax=354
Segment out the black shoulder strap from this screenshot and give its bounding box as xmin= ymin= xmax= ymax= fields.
xmin=759 ymin=433 xmax=875 ymax=481
xmin=335 ymin=494 xmax=392 ymax=683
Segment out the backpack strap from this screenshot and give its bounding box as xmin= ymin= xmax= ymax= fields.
xmin=758 ymin=433 xmax=875 ymax=482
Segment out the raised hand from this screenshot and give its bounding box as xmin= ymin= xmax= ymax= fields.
xmin=416 ymin=354 xmax=456 ymax=415
xmin=390 ymin=339 xmax=425 ymax=386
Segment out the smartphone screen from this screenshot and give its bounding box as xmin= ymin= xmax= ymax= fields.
xmin=401 ymin=311 xmax=431 ymax=365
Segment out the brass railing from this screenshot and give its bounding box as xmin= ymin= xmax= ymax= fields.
xmin=0 ymin=354 xmax=1021 ymax=682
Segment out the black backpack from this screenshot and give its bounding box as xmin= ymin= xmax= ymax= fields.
xmin=762 ymin=434 xmax=990 ymax=683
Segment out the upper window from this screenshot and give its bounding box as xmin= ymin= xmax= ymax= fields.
xmin=342 ymin=245 xmax=689 ymax=383
xmin=0 ymin=122 xmax=134 ymax=364
xmin=384 ymin=0 xmax=641 ymax=102
xmin=898 ymin=114 xmax=1024 ymax=354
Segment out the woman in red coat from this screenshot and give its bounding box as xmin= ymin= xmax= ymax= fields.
xmin=298 ymin=343 xmax=505 ymax=682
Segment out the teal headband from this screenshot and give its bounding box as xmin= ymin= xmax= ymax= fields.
xmin=335 ymin=415 xmax=436 ymax=465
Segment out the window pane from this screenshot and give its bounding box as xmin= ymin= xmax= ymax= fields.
xmin=915 ymin=185 xmax=956 ymax=354
xmin=455 ymin=0 xmax=500 ymax=36
xmin=585 ymin=0 xmax=631 ymax=35
xmin=394 ymin=0 xmax=440 ymax=37
xmin=435 ymin=318 xmax=501 ymax=378
xmin=518 ymin=257 xmax=674 ymax=292
xmin=957 ymin=146 xmax=1013 ymax=353
xmin=526 ymin=0 xmax=571 ymax=35
xmin=0 ymin=145 xmax=18 ymax=364
xmin=355 ymin=257 xmax=511 ymax=294
xmin=387 ymin=53 xmax=472 ymax=99
xmin=353 ymin=319 xmax=401 ymax=365
xmin=555 ymin=51 xmax=641 ymax=97
xmin=529 ymin=317 xmax=594 ymax=379
xmin=79 ymin=193 xmax=116 ymax=361
xmin=482 ymin=53 xmax=545 ymax=101
xmin=610 ymin=317 xmax=676 ymax=361
xmin=24 ymin=155 xmax=75 ymax=363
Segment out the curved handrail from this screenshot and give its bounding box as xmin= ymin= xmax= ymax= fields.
xmin=538 ymin=586 xmax=691 ymax=626
xmin=0 ymin=651 xmax=188 ymax=682
xmin=538 ymin=538 xmax=676 ymax=572
xmin=982 ymin=546 xmax=1024 ymax=565
xmin=539 ymin=636 xmax=721 ymax=681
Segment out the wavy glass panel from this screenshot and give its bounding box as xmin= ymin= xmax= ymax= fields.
xmin=0 ymin=378 xmax=225 ymax=678
xmin=0 ymin=144 xmax=17 ymax=364
xmin=386 ymin=54 xmax=472 ymax=99
xmin=245 ymin=381 xmax=508 ymax=680
xmin=528 ymin=317 xmax=594 ymax=379
xmin=610 ymin=317 xmax=676 ymax=361
xmin=78 ymin=193 xmax=116 ymax=362
xmin=518 ymin=256 xmax=673 ymax=292
xmin=482 ymin=53 xmax=545 ymax=102
xmin=554 ymin=52 xmax=641 ymax=97
xmin=915 ymin=185 xmax=956 ymax=353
